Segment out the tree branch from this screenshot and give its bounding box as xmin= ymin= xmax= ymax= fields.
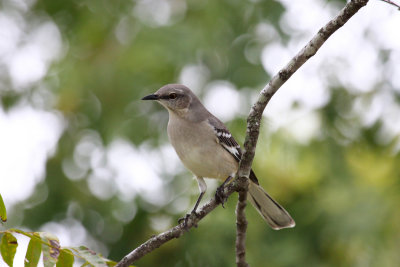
xmin=238 ymin=0 xmax=369 ymax=179
xmin=116 ymin=1 xmax=369 ymax=266
xmin=115 ymin=182 xmax=239 ymax=267
xmin=235 ymin=187 xmax=249 ymax=267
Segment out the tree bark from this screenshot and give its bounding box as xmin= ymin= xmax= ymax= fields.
xmin=235 ymin=188 xmax=249 ymax=267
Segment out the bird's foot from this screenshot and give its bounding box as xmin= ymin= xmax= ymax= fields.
xmin=215 ymin=185 xmax=227 ymax=208
xmin=178 ymin=211 xmax=198 ymax=229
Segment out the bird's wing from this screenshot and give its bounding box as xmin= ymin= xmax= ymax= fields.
xmin=207 ymin=116 xmax=259 ymax=185
xmin=207 ymin=117 xmax=242 ymax=162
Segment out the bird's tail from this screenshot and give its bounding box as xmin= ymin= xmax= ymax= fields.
xmin=248 ymin=181 xmax=295 ymax=230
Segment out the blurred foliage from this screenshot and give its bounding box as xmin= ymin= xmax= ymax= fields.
xmin=1 ymin=0 xmax=400 ymax=266
xmin=0 ymin=228 xmax=121 ymax=266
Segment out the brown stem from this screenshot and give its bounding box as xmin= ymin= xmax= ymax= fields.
xmin=379 ymin=0 xmax=400 ymax=9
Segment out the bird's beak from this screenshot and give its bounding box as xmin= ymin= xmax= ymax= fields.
xmin=141 ymin=94 xmax=159 ymax=101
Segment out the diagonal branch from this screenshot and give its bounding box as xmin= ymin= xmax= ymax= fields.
xmin=115 ymin=182 xmax=239 ymax=267
xmin=238 ymin=0 xmax=369 ymax=179
xmin=116 ymin=1 xmax=369 ymax=266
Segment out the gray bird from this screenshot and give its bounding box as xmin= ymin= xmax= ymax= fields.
xmin=142 ymin=84 xmax=295 ymax=230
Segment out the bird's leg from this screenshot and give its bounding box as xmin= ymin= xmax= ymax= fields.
xmin=178 ymin=177 xmax=207 ymax=228
xmin=215 ymin=175 xmax=233 ymax=208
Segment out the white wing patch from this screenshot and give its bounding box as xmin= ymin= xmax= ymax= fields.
xmin=215 ymin=131 xmax=231 ymax=138
xmin=212 ymin=126 xmax=242 ymax=162
xmin=223 ymin=143 xmax=241 ymax=158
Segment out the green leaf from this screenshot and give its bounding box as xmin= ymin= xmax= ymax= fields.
xmin=56 ymin=248 xmax=74 ymax=267
xmin=24 ymin=236 xmax=42 ymax=267
xmin=70 ymin=246 xmax=108 ymax=267
xmin=0 ymin=232 xmax=18 ymax=267
xmin=40 ymin=232 xmax=60 ymax=267
xmin=0 ymin=194 xmax=6 ymax=222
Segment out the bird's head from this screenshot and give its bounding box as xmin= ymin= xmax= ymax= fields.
xmin=142 ymin=84 xmax=195 ymax=115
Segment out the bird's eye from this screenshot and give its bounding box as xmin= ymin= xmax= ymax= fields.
xmin=169 ymin=93 xmax=177 ymax=99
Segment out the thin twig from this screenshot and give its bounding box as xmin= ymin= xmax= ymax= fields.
xmin=235 ymin=184 xmax=249 ymax=267
xmin=116 ymin=1 xmax=370 ymax=266
xmin=379 ymin=0 xmax=400 ymax=9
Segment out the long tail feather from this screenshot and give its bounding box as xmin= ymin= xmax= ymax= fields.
xmin=248 ymin=182 xmax=295 ymax=230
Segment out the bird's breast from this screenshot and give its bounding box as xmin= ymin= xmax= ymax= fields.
xmin=167 ymin=118 xmax=237 ymax=179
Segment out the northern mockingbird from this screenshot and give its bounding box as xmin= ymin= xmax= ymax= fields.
xmin=142 ymin=84 xmax=295 ymax=230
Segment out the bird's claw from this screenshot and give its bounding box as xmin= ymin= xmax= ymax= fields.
xmin=215 ymin=185 xmax=227 ymax=208
xmin=178 ymin=211 xmax=198 ymax=229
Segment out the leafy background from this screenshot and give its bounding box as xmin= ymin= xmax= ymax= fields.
xmin=1 ymin=0 xmax=400 ymax=266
